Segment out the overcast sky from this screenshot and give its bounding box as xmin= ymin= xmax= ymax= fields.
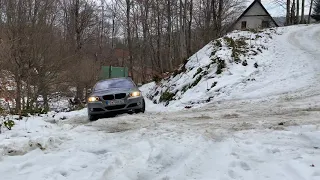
xmin=98 ymin=0 xmax=312 ymax=17
xmin=260 ymin=0 xmax=311 ymax=17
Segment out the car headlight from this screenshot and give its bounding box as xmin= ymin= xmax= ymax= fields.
xmin=88 ymin=96 xmax=100 ymax=102
xmin=130 ymin=91 xmax=141 ymax=97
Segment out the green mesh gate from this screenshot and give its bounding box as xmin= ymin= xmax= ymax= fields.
xmin=100 ymin=66 xmax=129 ymax=80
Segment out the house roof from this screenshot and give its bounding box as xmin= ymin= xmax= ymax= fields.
xmin=227 ymin=0 xmax=279 ymax=32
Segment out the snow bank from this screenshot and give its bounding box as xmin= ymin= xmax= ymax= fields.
xmin=142 ymin=24 xmax=320 ymax=110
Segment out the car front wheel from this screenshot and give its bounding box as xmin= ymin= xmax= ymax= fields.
xmin=135 ymin=99 xmax=145 ymax=113
xmin=88 ymin=114 xmax=98 ymax=121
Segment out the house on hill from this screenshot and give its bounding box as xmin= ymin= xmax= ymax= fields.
xmin=228 ymin=0 xmax=279 ymax=32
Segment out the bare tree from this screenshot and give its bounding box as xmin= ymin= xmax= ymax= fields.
xmin=187 ymin=0 xmax=193 ymax=57
xmin=308 ymin=0 xmax=314 ymax=23
xmin=125 ymin=0 xmax=134 ymax=80
xmin=61 ymin=0 xmax=96 ymax=101
xmin=286 ymin=0 xmax=291 ymax=25
xmin=301 ymin=0 xmax=305 ymax=23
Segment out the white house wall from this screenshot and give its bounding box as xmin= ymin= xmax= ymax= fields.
xmin=231 ymin=2 xmax=277 ymax=31
xmin=233 ymin=16 xmax=276 ymax=30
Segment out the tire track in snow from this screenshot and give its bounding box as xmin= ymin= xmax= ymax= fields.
xmin=287 ymin=25 xmax=320 ymax=72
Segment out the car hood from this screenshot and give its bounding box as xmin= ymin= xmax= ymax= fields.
xmin=90 ymin=88 xmax=139 ymax=96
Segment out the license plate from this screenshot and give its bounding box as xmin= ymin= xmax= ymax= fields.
xmin=106 ymin=99 xmax=125 ymax=105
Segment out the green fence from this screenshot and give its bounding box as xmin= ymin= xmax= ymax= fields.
xmin=100 ymin=66 xmax=129 ymax=80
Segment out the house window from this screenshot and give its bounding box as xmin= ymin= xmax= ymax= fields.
xmin=241 ymin=21 xmax=247 ymax=29
xmin=262 ymin=20 xmax=270 ymax=28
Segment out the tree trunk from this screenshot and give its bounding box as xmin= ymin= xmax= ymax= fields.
xmin=156 ymin=0 xmax=163 ymax=73
xmin=15 ymin=75 xmax=21 ymax=114
xmin=183 ymin=0 xmax=188 ymax=58
xmin=43 ymin=92 xmax=49 ymax=111
xmin=74 ymin=0 xmax=83 ymax=100
xmin=308 ymin=0 xmax=314 ymax=24
xmin=296 ymin=0 xmax=300 ymax=24
xmin=187 ymin=0 xmax=193 ymax=57
xmin=301 ymin=0 xmax=305 ymax=23
xmin=126 ymin=0 xmax=134 ymax=80
xmin=291 ymin=0 xmax=296 ymax=23
xmin=212 ymin=0 xmax=217 ymax=32
xmin=286 ymin=0 xmax=291 ymax=25
xmin=217 ymin=0 xmax=223 ymax=37
xmin=180 ymin=0 xmax=185 ymax=62
xmin=167 ymin=0 xmax=173 ymax=71
xmin=204 ymin=0 xmax=211 ymax=43
xmin=141 ymin=0 xmax=149 ymax=83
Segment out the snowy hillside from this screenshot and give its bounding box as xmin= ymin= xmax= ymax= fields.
xmin=143 ymin=24 xmax=320 ymax=109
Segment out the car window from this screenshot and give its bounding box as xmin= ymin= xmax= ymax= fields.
xmin=94 ymin=79 xmax=135 ymax=91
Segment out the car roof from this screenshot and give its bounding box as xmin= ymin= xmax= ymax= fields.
xmin=96 ymin=77 xmax=133 ymax=83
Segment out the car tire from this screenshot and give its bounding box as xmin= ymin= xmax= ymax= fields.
xmin=135 ymin=99 xmax=145 ymax=114
xmin=88 ymin=114 xmax=98 ymax=121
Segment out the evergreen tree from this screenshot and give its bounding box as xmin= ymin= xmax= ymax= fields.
xmin=312 ymin=0 xmax=320 ymax=21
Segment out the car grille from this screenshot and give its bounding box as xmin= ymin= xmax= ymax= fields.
xmin=127 ymin=103 xmax=138 ymax=108
xmin=115 ymin=93 xmax=126 ymax=99
xmin=103 ymin=95 xmax=114 ymax=100
xmin=92 ymin=108 xmax=104 ymax=112
xmin=106 ymin=105 xmax=126 ymax=110
xmin=102 ymin=93 xmax=127 ymax=100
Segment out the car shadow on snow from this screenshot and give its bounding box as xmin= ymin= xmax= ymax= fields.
xmin=89 ymin=112 xmax=147 ymax=134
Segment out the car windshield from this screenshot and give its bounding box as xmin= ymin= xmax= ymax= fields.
xmin=94 ymin=78 xmax=135 ymax=91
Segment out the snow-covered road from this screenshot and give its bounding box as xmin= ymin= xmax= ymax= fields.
xmin=1 ymin=25 xmax=320 ymax=180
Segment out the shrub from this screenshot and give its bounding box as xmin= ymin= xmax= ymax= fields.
xmin=183 ymin=58 xmax=189 ymax=65
xmin=224 ymin=37 xmax=235 ymax=47
xmin=247 ymin=28 xmax=259 ymax=33
xmin=232 ymin=49 xmax=241 ymax=63
xmin=193 ymin=68 xmax=203 ymax=78
xmin=172 ymin=69 xmax=179 ymax=77
xmin=182 ymin=85 xmax=189 ymax=93
xmin=235 ymin=38 xmax=248 ymax=48
xmin=152 ymin=75 xmax=161 ymax=83
xmin=154 ymin=91 xmax=159 ymax=96
xmin=190 ymin=75 xmax=203 ymax=87
xmin=4 ymin=120 xmax=15 ymax=130
xmin=21 ymin=107 xmax=49 ymax=116
xmin=216 ymin=59 xmax=226 ymax=74
xmin=210 ymin=50 xmax=217 ymax=57
xmin=254 ymin=62 xmax=259 ymax=68
xmin=257 ymin=47 xmax=262 ymax=53
xmin=211 ymin=81 xmax=218 ymax=88
xmin=242 ymin=60 xmax=248 ymax=66
xmin=224 ymin=37 xmax=248 ymax=63
xmin=214 ymin=40 xmax=222 ymax=47
xmin=251 ymin=50 xmax=258 ymax=56
xmin=159 ymin=91 xmax=175 ymax=102
xmin=173 ymin=58 xmax=189 ymax=77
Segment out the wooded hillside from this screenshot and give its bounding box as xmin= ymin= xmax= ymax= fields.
xmin=0 ymin=0 xmax=247 ymax=112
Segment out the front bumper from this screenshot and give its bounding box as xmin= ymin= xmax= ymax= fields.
xmin=87 ymin=96 xmax=144 ymax=115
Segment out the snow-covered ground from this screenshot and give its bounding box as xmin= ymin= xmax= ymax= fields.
xmin=1 ymin=24 xmax=320 ymax=180
xmin=1 ymin=97 xmax=320 ymax=180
